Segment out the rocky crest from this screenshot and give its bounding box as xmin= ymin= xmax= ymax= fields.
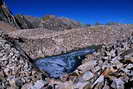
xmin=15 ymin=14 xmax=81 ymax=30
xmin=41 ymin=15 xmax=81 ymax=30
xmin=15 ymin=15 xmax=42 ymax=29
xmin=0 ymin=0 xmax=19 ymax=28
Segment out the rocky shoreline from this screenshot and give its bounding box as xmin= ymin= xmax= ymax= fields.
xmin=44 ymin=32 xmax=133 ymax=89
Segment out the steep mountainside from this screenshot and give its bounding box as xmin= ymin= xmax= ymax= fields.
xmin=0 ymin=0 xmax=19 ymax=28
xmin=0 ymin=0 xmax=82 ymax=30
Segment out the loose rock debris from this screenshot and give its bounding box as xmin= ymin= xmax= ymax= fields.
xmin=0 ymin=31 xmax=133 ymax=89
xmin=45 ymin=33 xmax=133 ymax=89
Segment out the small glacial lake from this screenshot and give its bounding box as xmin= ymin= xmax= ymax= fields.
xmin=34 ymin=47 xmax=97 ymax=78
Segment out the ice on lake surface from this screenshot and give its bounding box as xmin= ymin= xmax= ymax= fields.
xmin=35 ymin=48 xmax=95 ymax=78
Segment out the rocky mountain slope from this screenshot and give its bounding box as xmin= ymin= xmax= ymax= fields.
xmin=0 ymin=0 xmax=82 ymax=30
xmin=0 ymin=0 xmax=19 ymax=28
xmin=15 ymin=15 xmax=81 ymax=30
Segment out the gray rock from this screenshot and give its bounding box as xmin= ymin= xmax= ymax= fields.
xmin=21 ymin=83 xmax=33 ymax=89
xmin=31 ymin=80 xmax=45 ymax=89
xmin=111 ymin=78 xmax=124 ymax=89
xmin=82 ymin=71 xmax=94 ymax=81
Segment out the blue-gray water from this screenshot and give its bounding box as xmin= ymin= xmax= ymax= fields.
xmin=35 ymin=48 xmax=95 ymax=78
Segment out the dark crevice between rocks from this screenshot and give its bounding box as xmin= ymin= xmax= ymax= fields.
xmin=124 ymin=80 xmax=133 ymax=89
